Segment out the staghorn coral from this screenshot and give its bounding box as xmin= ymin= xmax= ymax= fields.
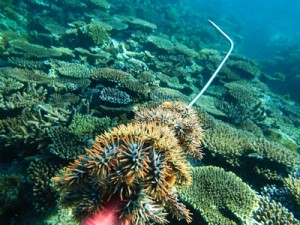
xmin=0 ymin=77 xmax=24 ymax=94
xmin=253 ymin=196 xmax=299 ymax=225
xmin=178 ymin=166 xmax=258 ymax=225
xmin=0 ymin=108 xmax=52 ymax=147
xmin=99 ymin=87 xmax=131 ymax=105
xmin=47 ymin=126 xmax=88 ymax=160
xmin=37 ymin=104 xmax=72 ymax=124
xmin=53 ymin=102 xmax=204 ymax=224
xmin=134 ymin=101 xmax=203 ymax=159
xmin=27 ymin=161 xmax=63 ymax=213
xmin=0 ymin=82 xmax=47 ymax=110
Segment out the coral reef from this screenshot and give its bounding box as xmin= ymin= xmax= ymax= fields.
xmin=0 ymin=1 xmax=300 ymax=224
xmin=178 ymin=166 xmax=258 ymax=225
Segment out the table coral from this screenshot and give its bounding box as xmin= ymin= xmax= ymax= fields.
xmin=179 ymin=166 xmax=258 ymax=225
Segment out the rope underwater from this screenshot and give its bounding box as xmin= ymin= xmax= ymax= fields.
xmin=188 ymin=20 xmax=234 ymax=108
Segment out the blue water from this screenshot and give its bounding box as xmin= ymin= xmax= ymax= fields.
xmin=188 ymin=0 xmax=300 ymax=59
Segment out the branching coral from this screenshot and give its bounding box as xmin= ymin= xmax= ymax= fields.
xmin=28 ymin=161 xmax=63 ymax=213
xmin=253 ymin=196 xmax=299 ymax=225
xmin=99 ymin=87 xmax=132 ymax=105
xmin=284 ymin=176 xmax=300 ymax=206
xmin=202 ymin=122 xmax=255 ymax=166
xmin=68 ymin=114 xmax=111 ymax=138
xmin=53 ymin=101 xmax=203 ymax=224
xmin=47 ymin=126 xmax=88 ymax=160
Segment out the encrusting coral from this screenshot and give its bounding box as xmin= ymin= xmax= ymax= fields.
xmin=53 ymin=101 xmax=203 ymax=224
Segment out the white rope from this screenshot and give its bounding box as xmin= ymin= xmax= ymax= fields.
xmin=188 ymin=20 xmax=234 ymax=108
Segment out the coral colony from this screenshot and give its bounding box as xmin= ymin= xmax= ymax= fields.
xmin=53 ymin=21 xmax=232 ymax=224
